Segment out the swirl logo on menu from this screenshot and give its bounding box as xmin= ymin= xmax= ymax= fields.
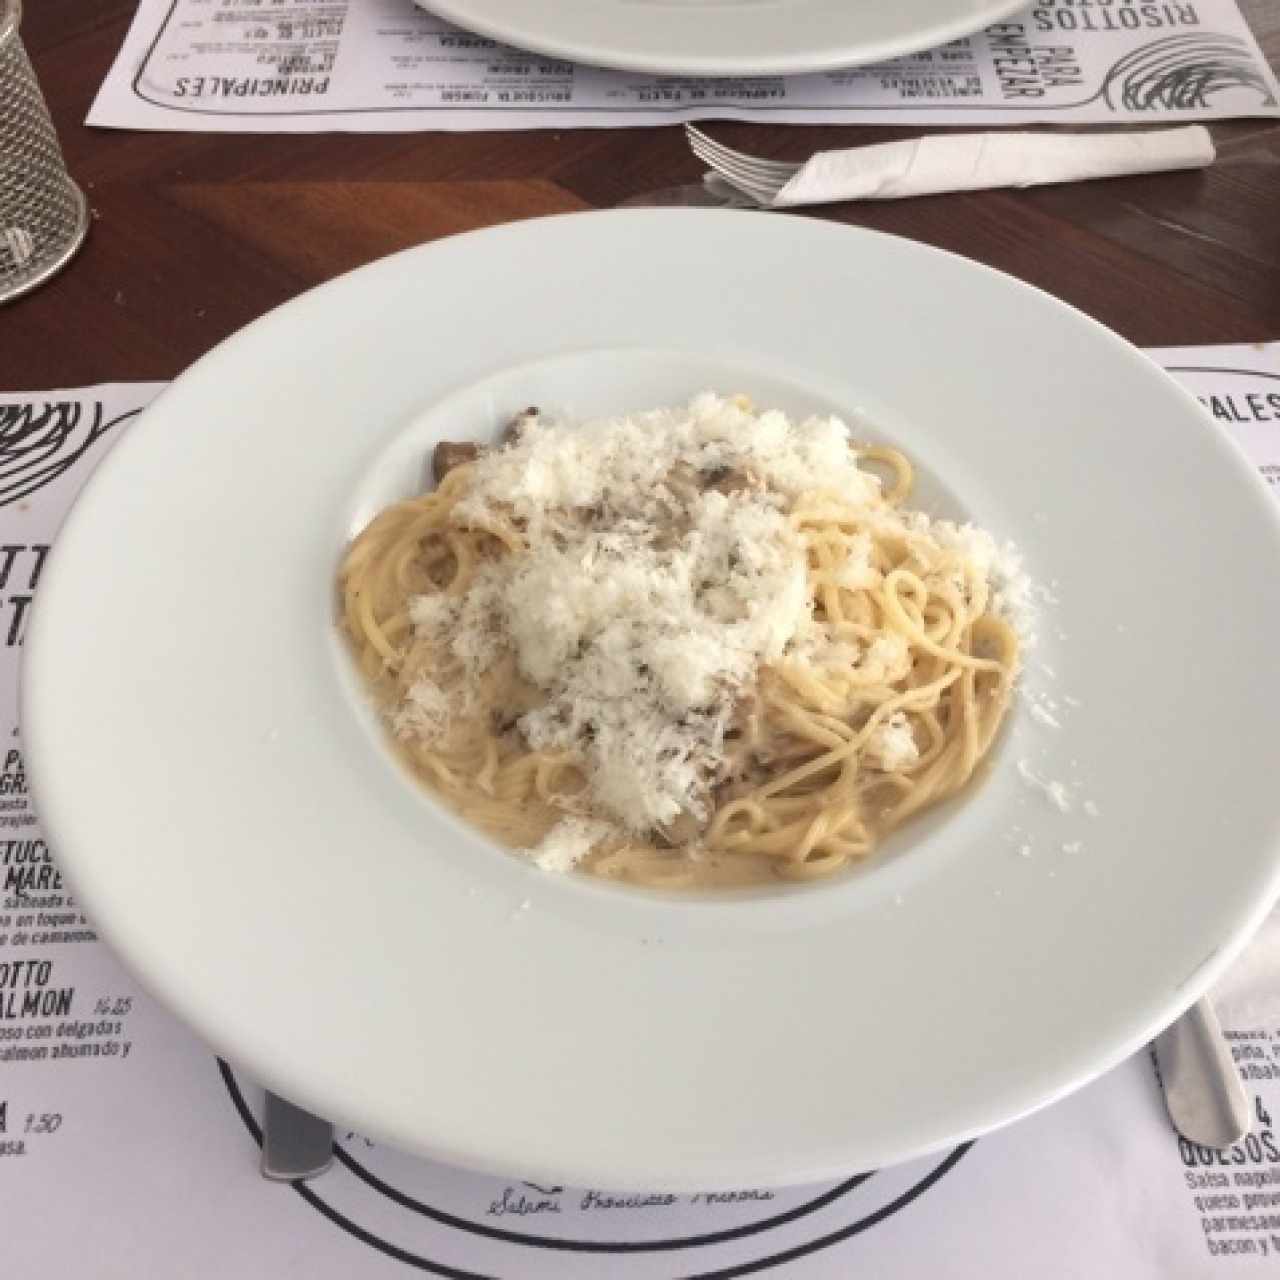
xmin=0 ymin=401 xmax=133 ymax=508
xmin=1101 ymin=33 xmax=1276 ymax=111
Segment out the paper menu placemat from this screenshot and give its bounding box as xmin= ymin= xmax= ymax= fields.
xmin=2 ymin=345 xmax=1279 ymax=1277
xmin=86 ymin=0 xmax=1280 ymax=133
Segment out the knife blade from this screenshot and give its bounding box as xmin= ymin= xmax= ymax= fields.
xmin=1153 ymin=997 xmax=1251 ymax=1150
xmin=260 ymin=1090 xmax=334 ymax=1181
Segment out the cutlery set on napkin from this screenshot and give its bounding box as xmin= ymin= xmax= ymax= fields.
xmin=636 ymin=123 xmax=1217 ymax=209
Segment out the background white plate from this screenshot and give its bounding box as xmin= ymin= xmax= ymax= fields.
xmin=416 ymin=0 xmax=1028 ymax=77
xmin=24 ymin=211 xmax=1280 ymax=1190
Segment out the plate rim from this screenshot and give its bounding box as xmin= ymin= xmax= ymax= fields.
xmin=415 ymin=0 xmax=1032 ymax=77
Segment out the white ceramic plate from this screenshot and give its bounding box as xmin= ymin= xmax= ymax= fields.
xmin=416 ymin=0 xmax=1028 ymax=77
xmin=24 ymin=211 xmax=1280 ymax=1191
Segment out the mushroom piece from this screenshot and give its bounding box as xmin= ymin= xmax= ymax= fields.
xmin=703 ymin=465 xmax=764 ymax=497
xmin=432 ymin=440 xmax=483 ymax=483
xmin=662 ymin=460 xmax=703 ymax=506
xmin=654 ymin=810 xmax=706 ymax=849
xmin=501 ymin=406 xmax=540 ymax=445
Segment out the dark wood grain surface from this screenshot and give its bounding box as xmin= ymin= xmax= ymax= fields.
xmin=9 ymin=0 xmax=1280 ymax=391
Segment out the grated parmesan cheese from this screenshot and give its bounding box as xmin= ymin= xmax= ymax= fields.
xmin=443 ymin=396 xmax=844 ymax=832
xmin=865 ymin=632 xmax=908 ymax=674
xmin=903 ymin=514 xmax=1035 ymax=649
xmin=397 ymin=394 xmax=1034 ymax=849
xmin=522 ymin=817 xmax=612 ymax=874
xmin=408 ymin=594 xmax=459 ymax=634
xmin=453 ymin=393 xmax=882 ymax=534
xmin=835 ymin=531 xmax=876 ymax=589
xmin=867 ymin=711 xmax=920 ymax=771
xmin=1028 ymin=701 xmax=1061 ymax=730
xmin=392 ymin=677 xmax=451 ymax=745
xmin=1016 ymin=759 xmax=1072 ymax=812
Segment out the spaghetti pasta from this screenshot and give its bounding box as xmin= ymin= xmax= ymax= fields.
xmin=339 ymin=396 xmax=1021 ymax=888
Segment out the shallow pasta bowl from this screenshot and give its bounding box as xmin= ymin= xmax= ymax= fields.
xmin=23 ymin=210 xmax=1280 ymax=1190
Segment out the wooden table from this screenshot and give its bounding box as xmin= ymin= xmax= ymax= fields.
xmin=13 ymin=0 xmax=1280 ymax=390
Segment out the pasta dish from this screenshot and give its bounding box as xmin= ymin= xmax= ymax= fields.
xmin=339 ymin=394 xmax=1023 ymax=888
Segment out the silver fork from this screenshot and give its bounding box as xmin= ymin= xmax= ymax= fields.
xmin=685 ymin=125 xmax=801 ymax=206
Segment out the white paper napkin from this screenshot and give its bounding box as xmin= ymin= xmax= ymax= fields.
xmin=761 ymin=126 xmax=1214 ymax=207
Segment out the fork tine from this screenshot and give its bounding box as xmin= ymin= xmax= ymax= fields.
xmin=685 ymin=124 xmax=796 ymax=173
xmin=687 ymin=145 xmax=794 ymax=202
xmin=702 ymin=144 xmax=798 ymax=182
xmin=696 ymin=169 xmax=776 ymax=207
xmin=689 ymin=156 xmax=776 ymax=204
xmin=686 ymin=133 xmax=779 ymax=183
xmin=690 ymin=160 xmax=778 ymax=205
xmin=688 ymin=135 xmax=797 ymax=184
xmin=688 ymin=138 xmax=784 ymax=203
xmin=684 ymin=125 xmax=800 ymax=180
